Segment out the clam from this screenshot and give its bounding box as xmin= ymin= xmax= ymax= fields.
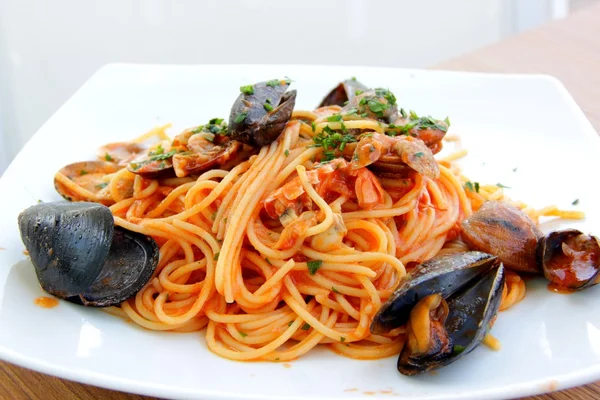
xmin=461 ymin=201 xmax=542 ymax=273
xmin=18 ymin=202 xmax=158 ymax=307
xmin=318 ymin=78 xmax=368 ymax=107
xmin=537 ymin=229 xmax=600 ymax=290
xmin=54 ymin=161 xmax=125 ymax=206
xmin=371 ymin=251 xmax=505 ymax=375
xmin=345 ymin=133 xmax=440 ymax=179
xmin=97 ymin=142 xmax=146 ymax=166
xmin=227 ymin=79 xmax=297 ymax=147
xmin=343 ymin=88 xmax=398 ymax=124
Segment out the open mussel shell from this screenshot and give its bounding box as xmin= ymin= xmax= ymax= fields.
xmin=371 ymin=251 xmax=499 ymax=334
xmin=18 ymin=202 xmax=158 ymax=307
xmin=537 ymin=229 xmax=600 ymax=290
xmin=398 ymin=263 xmax=505 ymax=375
xmin=228 ymin=80 xmax=297 ymax=147
xmin=318 ymin=78 xmax=368 ymax=107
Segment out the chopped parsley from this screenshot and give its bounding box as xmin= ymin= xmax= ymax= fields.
xmin=464 ymin=181 xmax=480 ymax=193
xmin=354 ymin=90 xmax=363 ymax=96
xmin=129 ymin=150 xmax=176 ymax=171
xmin=95 ymin=182 xmax=108 ymax=189
xmin=266 ymin=79 xmax=282 ymax=87
xmin=311 ymin=121 xmax=316 ymax=132
xmin=264 ymin=102 xmax=274 ymax=112
xmin=105 ymin=153 xmax=114 ymax=162
xmin=240 ymin=85 xmax=254 ymax=95
xmin=350 ymin=76 xmax=357 ymax=81
xmin=414 ymin=152 xmax=424 ymax=158
xmin=340 ymin=337 xmax=346 ymax=343
xmin=284 ymin=149 xmax=289 ymax=157
xmin=453 ymin=345 xmax=465 ymax=354
xmin=327 ymin=114 xmax=343 ymax=122
xmin=572 ymin=199 xmax=580 ymax=205
xmin=332 ymin=286 xmax=340 ymax=294
xmin=79 ymin=170 xmax=88 ymax=175
xmin=496 ymin=183 xmax=511 ymax=189
xmin=307 ymin=259 xmax=323 ymax=275
xmin=301 ymin=323 xmax=311 ymax=331
xmin=312 ymin=126 xmax=357 ymax=161
xmin=209 ymin=117 xmax=224 ymax=125
xmin=211 ymin=211 xmax=217 ymax=220
xmin=239 ymin=332 xmax=248 ymax=338
xmin=388 ymin=110 xmax=449 ymax=136
xmin=288 ymin=321 xmax=294 ymax=327
xmin=214 ymin=252 xmax=220 ymax=261
xmin=149 ymin=145 xmax=164 ymax=156
xmin=265 ymin=257 xmax=272 ymax=266
xmin=234 ymin=112 xmax=248 ymax=124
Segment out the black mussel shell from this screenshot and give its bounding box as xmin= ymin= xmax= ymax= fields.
xmin=371 ymin=251 xmax=499 ymax=334
xmin=68 ymin=227 xmax=159 ymax=306
xmin=18 ymin=202 xmax=158 ymax=307
xmin=228 ymin=80 xmax=297 ymax=147
xmin=398 ymin=263 xmax=505 ymax=375
xmin=19 ymin=202 xmax=114 ymax=296
xmin=537 ymin=229 xmax=600 ymax=290
xmin=318 ymin=79 xmax=368 ymax=108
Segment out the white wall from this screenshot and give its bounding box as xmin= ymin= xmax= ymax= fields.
xmin=0 ymin=0 xmax=563 ymax=173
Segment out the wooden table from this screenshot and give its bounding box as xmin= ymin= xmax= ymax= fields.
xmin=3 ymin=3 xmax=600 ymax=400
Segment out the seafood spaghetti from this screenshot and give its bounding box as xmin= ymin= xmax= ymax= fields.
xmin=20 ymin=78 xmax=597 ymax=375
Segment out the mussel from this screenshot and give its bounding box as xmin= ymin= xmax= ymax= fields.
xmin=318 ymin=78 xmax=368 ymax=108
xmin=371 ymin=251 xmax=505 ymax=375
xmin=18 ymin=202 xmax=158 ymax=307
xmin=227 ymin=79 xmax=297 ymax=147
xmin=537 ymin=229 xmax=600 ymax=290
xmin=461 ymin=201 xmax=542 ymax=273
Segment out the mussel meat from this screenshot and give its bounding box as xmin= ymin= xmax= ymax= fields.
xmin=461 ymin=201 xmax=542 ymax=273
xmin=318 ymin=78 xmax=368 ymax=108
xmin=537 ymin=229 xmax=600 ymax=290
xmin=371 ymin=251 xmax=505 ymax=375
xmin=228 ymin=79 xmax=297 ymax=147
xmin=18 ymin=202 xmax=158 ymax=307
xmin=54 ymin=161 xmax=125 ymax=205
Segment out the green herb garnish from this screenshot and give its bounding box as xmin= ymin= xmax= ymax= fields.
xmin=453 ymin=345 xmax=465 ymax=354
xmin=496 ymin=183 xmax=511 ymax=189
xmin=340 ymin=337 xmax=346 ymax=343
xmin=301 ymin=323 xmax=311 ymax=331
xmin=327 ymin=114 xmax=343 ymax=122
xmin=214 ymin=252 xmax=220 ymax=261
xmin=307 ymin=260 xmax=322 ymax=275
xmin=95 ymin=182 xmax=108 ymax=189
xmin=265 ymin=257 xmax=272 ymax=266
xmin=284 ymin=149 xmax=289 ymax=157
xmin=79 ymin=170 xmax=88 ymax=176
xmin=266 ymin=79 xmax=281 ymax=87
xmin=572 ymin=199 xmax=580 ymax=205
xmin=105 ymin=153 xmax=113 ymax=162
xmin=332 ymin=286 xmax=340 ymax=294
xmin=414 ymin=152 xmax=424 ymax=158
xmin=240 ymin=85 xmax=254 ymax=95
xmin=239 ymin=332 xmax=248 ymax=338
xmin=234 ymin=112 xmax=248 ymax=123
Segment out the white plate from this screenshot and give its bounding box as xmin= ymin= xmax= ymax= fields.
xmin=1 ymin=64 xmax=600 ymax=400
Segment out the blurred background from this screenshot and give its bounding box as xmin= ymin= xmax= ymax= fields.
xmin=0 ymin=0 xmax=594 ymax=175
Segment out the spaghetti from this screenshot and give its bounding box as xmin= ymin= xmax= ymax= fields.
xmin=54 ymin=99 xmax=583 ymax=363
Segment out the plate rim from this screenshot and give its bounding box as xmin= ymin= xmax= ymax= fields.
xmin=1 ymin=63 xmax=599 ymax=400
